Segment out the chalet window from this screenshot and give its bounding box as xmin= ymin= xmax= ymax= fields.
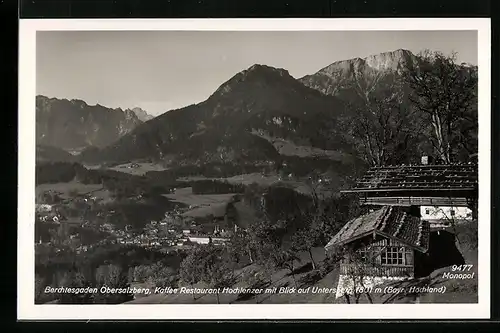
xmin=356 ymin=248 xmax=370 ymax=263
xmin=425 ymin=209 xmax=430 ymax=215
xmin=381 ymin=246 xmax=405 ymax=265
xmin=450 ymin=210 xmax=456 ymax=216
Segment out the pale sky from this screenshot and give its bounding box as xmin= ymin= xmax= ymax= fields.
xmin=36 ymin=30 xmax=477 ymax=116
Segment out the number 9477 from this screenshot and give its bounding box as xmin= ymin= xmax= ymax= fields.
xmin=451 ymin=264 xmax=474 ymax=272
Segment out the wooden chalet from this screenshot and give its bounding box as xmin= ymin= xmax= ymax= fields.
xmin=341 ymin=163 xmax=478 ymax=212
xmin=325 ymin=206 xmax=430 ymax=278
xmin=325 ymin=161 xmax=477 ymax=281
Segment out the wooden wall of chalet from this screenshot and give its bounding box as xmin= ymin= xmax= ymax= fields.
xmin=359 ymin=195 xmax=475 ymax=207
xmin=339 ymin=236 xmax=415 ymax=278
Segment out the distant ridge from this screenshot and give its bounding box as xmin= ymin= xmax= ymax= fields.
xmin=36 ymin=95 xmax=143 ymax=150
xmin=79 ymin=63 xmax=351 ymax=165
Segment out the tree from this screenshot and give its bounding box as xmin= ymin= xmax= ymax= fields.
xmin=300 ymin=177 xmax=365 ymax=246
xmin=291 ymin=227 xmax=321 ymax=270
xmin=349 ymin=90 xmax=415 ymax=167
xmin=317 ymin=194 xmax=366 ymax=243
xmin=199 ymin=246 xmax=236 ymax=304
xmin=94 ymin=264 xmax=134 ymax=304
xmin=246 ymin=216 xmax=289 ymax=264
xmin=49 ymin=224 xmax=70 ymax=247
xmin=179 ymin=246 xmax=205 ymax=300
xmin=227 ymin=229 xmax=254 ymax=265
xmin=403 ymin=50 xmax=478 ymax=163
xmin=132 ymin=264 xmax=155 ymax=283
xmin=295 ymin=177 xmax=333 ymax=258
xmin=339 ymin=246 xmax=377 ymax=304
xmin=180 ymin=245 xmax=235 ymax=304
xmin=37 ymin=191 xmax=62 ymax=204
xmin=59 ymin=271 xmax=95 ymax=304
xmin=144 ymin=262 xmax=177 ymax=288
xmin=269 ymin=248 xmax=301 ymax=287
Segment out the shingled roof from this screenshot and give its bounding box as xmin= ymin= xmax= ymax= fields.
xmin=341 ymin=163 xmax=477 ymax=193
xmin=325 ymin=206 xmax=430 ymax=253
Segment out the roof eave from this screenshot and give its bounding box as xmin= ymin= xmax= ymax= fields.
xmin=341 ymin=188 xmax=477 ymax=193
xmin=325 ymin=229 xmax=377 ymax=251
xmin=375 ymin=231 xmax=429 ymax=253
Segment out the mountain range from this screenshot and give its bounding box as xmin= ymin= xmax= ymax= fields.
xmin=36 ymin=96 xmax=154 ymax=151
xmin=37 ymin=49 xmax=477 ymax=170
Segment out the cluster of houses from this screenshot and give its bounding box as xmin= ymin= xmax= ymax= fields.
xmin=35 ymin=204 xmax=62 ymax=223
xmin=35 ymin=191 xmax=101 ymax=225
xmin=36 ymin=192 xmax=240 ymax=250
xmin=96 ymin=208 xmax=236 ymax=249
xmin=178 ymin=227 xmax=231 ymax=246
xmin=104 ymin=227 xmax=231 ymax=249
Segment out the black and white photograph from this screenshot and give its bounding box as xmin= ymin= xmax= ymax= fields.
xmin=18 ymin=19 xmax=491 ymax=320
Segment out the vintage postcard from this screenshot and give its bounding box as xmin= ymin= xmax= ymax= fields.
xmin=18 ymin=18 xmax=491 ymax=320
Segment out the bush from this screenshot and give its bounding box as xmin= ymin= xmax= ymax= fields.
xmin=37 ymin=191 xmax=63 ymax=204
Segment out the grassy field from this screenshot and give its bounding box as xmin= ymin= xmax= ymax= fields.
xmin=162 ymin=187 xmax=236 ymax=217
xmin=35 ymin=182 xmax=112 ymax=202
xmin=179 ymin=173 xmax=312 ymax=194
xmin=162 ymin=187 xmax=236 ymax=207
xmin=251 ymin=131 xmax=353 ymax=162
xmin=182 ymin=203 xmax=228 ymax=218
xmin=179 ymin=173 xmax=337 ymax=198
xmin=107 ymin=162 xmax=169 ymax=176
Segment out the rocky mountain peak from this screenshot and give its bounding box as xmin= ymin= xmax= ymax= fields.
xmin=210 ymin=64 xmax=294 ymax=99
xmin=123 ymin=108 xmax=138 ymax=120
xmin=365 ymin=49 xmax=412 ymax=70
xmin=312 ymin=49 xmax=416 ymax=78
xmin=244 ymin=64 xmax=290 ymax=76
xmin=128 ymin=107 xmax=154 ymax=122
xmin=298 ymin=49 xmax=419 ymax=98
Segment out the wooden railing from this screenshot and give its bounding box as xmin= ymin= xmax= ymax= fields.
xmin=340 ymin=263 xmax=414 ymax=278
xmin=359 ymin=196 xmax=471 ymax=207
